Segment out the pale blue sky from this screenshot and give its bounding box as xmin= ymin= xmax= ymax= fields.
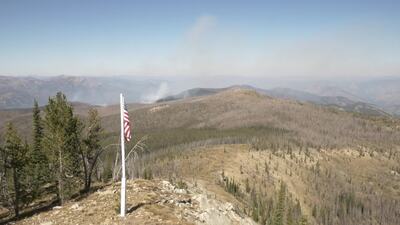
xmin=0 ymin=0 xmax=399 ymax=77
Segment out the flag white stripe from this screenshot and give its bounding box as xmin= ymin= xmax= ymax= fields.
xmin=122 ymin=104 xmax=132 ymax=142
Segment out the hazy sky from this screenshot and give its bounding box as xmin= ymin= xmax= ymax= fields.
xmin=1 ymin=0 xmax=399 ymax=78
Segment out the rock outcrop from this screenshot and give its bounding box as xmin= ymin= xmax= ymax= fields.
xmin=16 ymin=179 xmax=256 ymax=225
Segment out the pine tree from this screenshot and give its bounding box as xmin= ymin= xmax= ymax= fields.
xmin=44 ymin=92 xmax=82 ymax=204
xmin=81 ymin=108 xmax=103 ymax=191
xmin=273 ymin=182 xmax=286 ymax=225
xmin=286 ymin=207 xmax=294 ymax=225
xmin=250 ymin=187 xmax=259 ymax=222
xmin=0 ymin=145 xmax=10 ymax=209
xmin=298 ymin=216 xmax=309 ymax=225
xmin=30 ymin=99 xmax=48 ymax=199
xmin=312 ymin=204 xmax=317 ymax=218
xmin=3 ymin=123 xmax=28 ymax=217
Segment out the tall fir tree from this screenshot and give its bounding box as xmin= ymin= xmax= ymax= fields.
xmin=43 ymin=92 xmax=82 ymax=205
xmin=299 ymin=216 xmax=309 ymax=225
xmin=0 ymin=145 xmax=10 ymax=209
xmin=30 ymin=99 xmax=49 ymax=199
xmin=81 ymin=108 xmax=103 ymax=192
xmin=286 ymin=206 xmax=296 ymax=225
xmin=3 ymin=123 xmax=29 ymax=217
xmin=273 ymin=182 xmax=286 ymax=225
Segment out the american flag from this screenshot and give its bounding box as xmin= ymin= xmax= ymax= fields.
xmin=123 ymin=103 xmax=131 ymax=142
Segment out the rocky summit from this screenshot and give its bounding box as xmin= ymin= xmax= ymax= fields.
xmin=15 ymin=179 xmax=256 ymax=225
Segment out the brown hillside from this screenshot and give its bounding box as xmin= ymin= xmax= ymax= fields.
xmin=99 ymin=88 xmax=400 ymax=150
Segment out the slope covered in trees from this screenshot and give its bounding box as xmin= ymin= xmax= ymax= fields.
xmin=0 ymin=88 xmax=399 ymax=225
xmin=0 ymin=93 xmax=104 ymax=222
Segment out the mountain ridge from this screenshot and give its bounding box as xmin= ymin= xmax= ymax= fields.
xmin=157 ymin=85 xmax=390 ymax=117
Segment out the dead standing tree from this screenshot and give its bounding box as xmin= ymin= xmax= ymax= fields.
xmin=113 ymin=136 xmax=147 ymax=182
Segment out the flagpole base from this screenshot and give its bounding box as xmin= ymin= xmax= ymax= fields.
xmin=120 ymin=177 xmax=126 ymax=217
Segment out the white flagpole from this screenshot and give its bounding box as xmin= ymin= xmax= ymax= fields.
xmin=119 ymin=93 xmax=126 ymax=217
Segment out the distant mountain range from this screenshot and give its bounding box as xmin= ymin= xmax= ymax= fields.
xmin=1 ymin=75 xmax=399 ymax=116
xmin=304 ymin=78 xmax=400 ymax=115
xmin=0 ymin=75 xmax=162 ymax=109
xmin=262 ymin=87 xmax=390 ymax=117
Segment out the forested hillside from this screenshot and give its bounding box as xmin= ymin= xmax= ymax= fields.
xmin=1 ymin=88 xmax=399 ymax=225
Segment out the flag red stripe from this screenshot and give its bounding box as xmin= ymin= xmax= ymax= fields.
xmin=123 ymin=105 xmax=131 ymax=142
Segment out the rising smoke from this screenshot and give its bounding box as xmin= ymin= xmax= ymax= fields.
xmin=140 ymin=82 xmax=170 ymax=103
